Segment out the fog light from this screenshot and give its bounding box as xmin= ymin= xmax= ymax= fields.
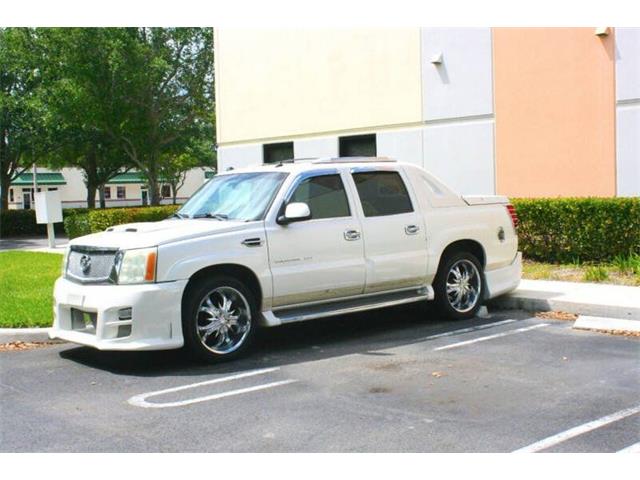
xmin=117 ymin=325 xmax=132 ymax=338
xmin=118 ymin=308 xmax=132 ymax=321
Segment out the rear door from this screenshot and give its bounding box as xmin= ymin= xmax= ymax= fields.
xmin=348 ymin=168 xmax=428 ymax=294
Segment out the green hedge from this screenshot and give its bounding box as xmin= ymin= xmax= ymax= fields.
xmin=512 ymin=198 xmax=640 ymax=263
xmin=64 ymin=205 xmax=180 ymax=239
xmin=0 ymin=208 xmax=87 ymax=237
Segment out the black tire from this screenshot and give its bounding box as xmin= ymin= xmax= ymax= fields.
xmin=433 ymin=251 xmax=485 ymax=320
xmin=182 ymin=274 xmax=258 ymax=363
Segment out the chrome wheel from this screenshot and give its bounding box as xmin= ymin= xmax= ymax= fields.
xmin=196 ymin=286 xmax=252 ymax=355
xmin=446 ymin=259 xmax=481 ymax=313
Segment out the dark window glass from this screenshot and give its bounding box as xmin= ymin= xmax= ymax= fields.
xmin=117 ymin=186 xmax=126 ymax=199
xmin=289 ymin=174 xmax=350 ymax=220
xmin=104 ymin=186 xmax=111 ymax=199
xmin=352 ymin=171 xmax=413 ymax=217
xmin=161 ymin=184 xmax=171 ymax=198
xmin=9 ymin=189 xmax=13 ymax=202
xmin=263 ymin=142 xmax=294 ymax=164
xmin=339 ymin=134 xmax=376 ymax=157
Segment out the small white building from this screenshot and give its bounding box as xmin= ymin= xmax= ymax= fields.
xmin=7 ymin=166 xmax=214 ymax=210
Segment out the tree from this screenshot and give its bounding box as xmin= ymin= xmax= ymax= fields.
xmin=0 ymin=28 xmax=48 ymax=211
xmin=110 ymin=28 xmax=215 ymax=205
xmin=36 ymin=28 xmax=130 ymax=208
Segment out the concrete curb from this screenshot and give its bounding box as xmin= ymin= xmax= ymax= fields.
xmin=573 ymin=315 xmax=640 ymax=333
xmin=0 ymin=328 xmax=61 ymax=344
xmin=490 ymin=294 xmax=640 ymax=320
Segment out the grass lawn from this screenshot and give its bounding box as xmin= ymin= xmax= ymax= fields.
xmin=523 ymin=257 xmax=640 ymax=286
xmin=0 ymin=251 xmax=62 ymax=328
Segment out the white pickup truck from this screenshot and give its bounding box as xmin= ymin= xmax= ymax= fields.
xmin=51 ymin=157 xmax=521 ymax=361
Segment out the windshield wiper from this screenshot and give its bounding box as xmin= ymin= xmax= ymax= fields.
xmin=169 ymin=212 xmax=189 ymax=219
xmin=192 ymin=212 xmax=229 ymax=220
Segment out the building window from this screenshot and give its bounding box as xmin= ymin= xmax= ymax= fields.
xmin=352 ymin=171 xmax=413 ymax=217
xmin=263 ymin=142 xmax=294 ymax=164
xmin=104 ymin=186 xmax=111 ymax=199
xmin=117 ymin=186 xmax=126 ymax=199
xmin=339 ymin=134 xmax=377 ymax=157
xmin=9 ymin=189 xmax=14 ymax=202
xmin=161 ymin=184 xmax=171 ymax=198
xmin=48 ymin=187 xmax=58 ymax=191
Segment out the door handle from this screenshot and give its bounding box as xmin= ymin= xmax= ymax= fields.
xmin=405 ymin=224 xmax=420 ymax=235
xmin=344 ymin=229 xmax=361 ymax=241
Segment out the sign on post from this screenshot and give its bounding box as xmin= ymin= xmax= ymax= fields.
xmin=34 ymin=190 xmax=63 ymax=248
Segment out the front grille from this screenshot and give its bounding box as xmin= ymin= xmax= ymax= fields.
xmin=66 ymin=246 xmax=118 ymax=283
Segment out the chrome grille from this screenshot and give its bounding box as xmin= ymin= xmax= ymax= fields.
xmin=66 ymin=247 xmax=117 ymax=283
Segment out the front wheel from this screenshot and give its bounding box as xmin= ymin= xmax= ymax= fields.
xmin=182 ymin=275 xmax=257 ymax=362
xmin=433 ymin=251 xmax=484 ymax=320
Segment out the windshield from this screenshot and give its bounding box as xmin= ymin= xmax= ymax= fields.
xmin=177 ymin=172 xmax=288 ymax=221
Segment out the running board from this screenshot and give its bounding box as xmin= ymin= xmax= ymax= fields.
xmin=260 ymin=286 xmax=433 ymax=327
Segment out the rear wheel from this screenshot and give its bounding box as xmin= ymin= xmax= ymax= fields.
xmin=433 ymin=251 xmax=484 ymax=320
xmin=182 ymin=275 xmax=257 ymax=362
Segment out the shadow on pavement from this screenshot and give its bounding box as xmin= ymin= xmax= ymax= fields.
xmin=58 ymin=304 xmax=530 ymax=378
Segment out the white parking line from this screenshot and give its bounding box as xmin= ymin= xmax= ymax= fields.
xmin=128 ymin=367 xmax=298 ymax=408
xmin=415 ymin=319 xmax=517 ymax=342
xmin=434 ymin=323 xmax=549 ymax=351
xmin=513 ymin=404 xmax=640 ymax=453
xmin=617 ymin=441 xmax=640 ymax=453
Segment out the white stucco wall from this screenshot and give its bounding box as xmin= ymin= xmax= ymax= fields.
xmin=615 ymin=27 xmax=640 ymax=197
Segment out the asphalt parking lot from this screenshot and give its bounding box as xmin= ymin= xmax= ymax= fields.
xmin=1 ymin=306 xmax=639 ymax=452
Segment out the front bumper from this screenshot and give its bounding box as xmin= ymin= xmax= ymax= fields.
xmin=50 ymin=277 xmax=188 ymax=351
xmin=484 ymin=251 xmax=522 ymax=300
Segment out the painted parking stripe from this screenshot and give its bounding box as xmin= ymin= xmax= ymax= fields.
xmin=513 ymin=404 xmax=640 ymax=453
xmin=415 ymin=319 xmax=517 ymax=342
xmin=434 ymin=323 xmax=549 ymax=351
xmin=617 ymin=441 xmax=640 ymax=453
xmin=128 ymin=367 xmax=297 ymax=408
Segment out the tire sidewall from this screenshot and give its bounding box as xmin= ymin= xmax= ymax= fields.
xmin=182 ymin=275 xmax=258 ymax=362
xmin=434 ymin=251 xmax=485 ymax=320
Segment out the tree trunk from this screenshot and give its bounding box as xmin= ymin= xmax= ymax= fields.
xmin=0 ymin=175 xmax=10 ymax=212
xmin=98 ymin=185 xmax=106 ymax=209
xmin=86 ymin=182 xmax=97 ymax=209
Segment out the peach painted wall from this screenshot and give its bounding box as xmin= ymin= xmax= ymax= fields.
xmin=493 ymin=28 xmax=616 ymax=197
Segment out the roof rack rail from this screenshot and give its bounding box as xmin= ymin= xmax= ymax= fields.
xmin=312 ymin=156 xmax=396 ymax=164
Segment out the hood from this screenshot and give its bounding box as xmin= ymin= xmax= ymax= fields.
xmin=69 ymin=219 xmax=252 ymax=250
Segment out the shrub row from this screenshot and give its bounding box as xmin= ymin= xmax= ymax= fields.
xmin=0 ymin=208 xmax=87 ymax=237
xmin=64 ymin=205 xmax=180 ymax=239
xmin=511 ymin=197 xmax=640 ymax=263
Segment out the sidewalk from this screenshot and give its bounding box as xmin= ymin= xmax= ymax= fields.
xmin=491 ymin=279 xmax=640 ymax=321
xmin=0 ymin=236 xmax=68 ymax=254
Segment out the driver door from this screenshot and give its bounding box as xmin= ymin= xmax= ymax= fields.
xmin=265 ymin=171 xmax=366 ymax=308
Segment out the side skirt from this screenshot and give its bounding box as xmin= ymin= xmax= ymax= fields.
xmin=260 ymin=285 xmax=434 ymax=327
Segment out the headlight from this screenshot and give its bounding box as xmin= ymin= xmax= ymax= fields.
xmin=114 ymin=247 xmax=157 ymax=284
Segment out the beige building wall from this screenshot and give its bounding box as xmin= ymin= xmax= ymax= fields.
xmin=215 ymin=28 xmax=423 ymax=145
xmin=493 ymin=28 xmax=617 ymax=197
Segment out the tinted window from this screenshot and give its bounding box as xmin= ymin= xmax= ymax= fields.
xmin=339 ymin=134 xmax=376 ymax=157
xmin=263 ymin=142 xmax=294 ymax=164
xmin=352 ymin=171 xmax=413 ymax=217
xmin=290 ymin=174 xmax=350 ymax=220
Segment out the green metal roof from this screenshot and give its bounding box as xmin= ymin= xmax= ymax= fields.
xmin=11 ymin=172 xmax=66 ymax=186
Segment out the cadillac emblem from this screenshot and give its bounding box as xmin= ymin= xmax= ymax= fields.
xmin=80 ymin=254 xmax=92 ymax=275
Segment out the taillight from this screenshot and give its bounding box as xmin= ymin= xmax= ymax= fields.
xmin=506 ymin=204 xmax=518 ymax=229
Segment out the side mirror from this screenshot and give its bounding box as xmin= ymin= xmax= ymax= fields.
xmin=277 ymin=202 xmax=311 ymax=225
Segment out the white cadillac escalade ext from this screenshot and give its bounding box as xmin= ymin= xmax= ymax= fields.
xmin=51 ymin=157 xmax=522 ymax=362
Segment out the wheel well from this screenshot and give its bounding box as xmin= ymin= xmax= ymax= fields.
xmin=183 ymin=264 xmax=263 ymax=310
xmin=437 ymin=240 xmax=486 ymax=272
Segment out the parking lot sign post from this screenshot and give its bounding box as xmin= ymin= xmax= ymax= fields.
xmin=34 ymin=190 xmax=63 ymax=248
